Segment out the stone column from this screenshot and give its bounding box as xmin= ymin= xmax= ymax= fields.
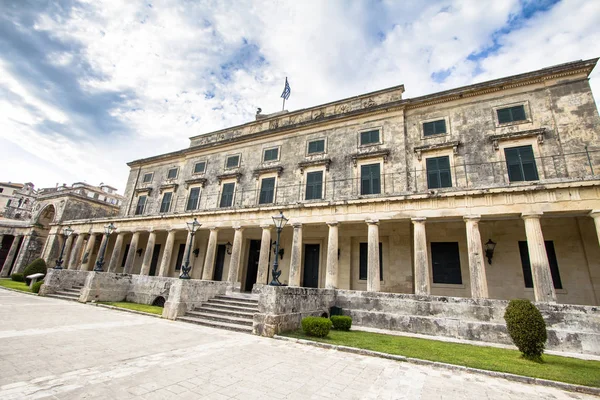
xmin=256 ymin=225 xmax=272 ymax=285
xmin=202 ymin=227 xmax=219 ymax=280
xmin=1 ymin=235 xmax=22 ymax=277
xmin=62 ymin=234 xmax=75 ymax=269
xmin=80 ymin=233 xmax=97 ymax=271
xmin=522 ymin=213 xmax=556 ymax=303
xmin=412 ymin=217 xmax=430 ymax=295
xmin=68 ymin=234 xmax=86 ymax=270
xmin=107 ymin=232 xmax=126 ymax=273
xmin=464 ymin=216 xmax=489 ymax=299
xmin=325 ymin=222 xmax=339 ymax=289
xmin=13 ymin=234 xmax=34 ymax=274
xmin=93 ymin=233 xmax=109 ymax=270
xmin=41 ymin=233 xmax=59 ymax=264
xmin=366 ymin=220 xmax=380 ymax=292
xmin=288 ymin=223 xmax=303 ymax=287
xmin=140 ymin=231 xmax=157 ymax=276
xmin=158 ymin=229 xmax=176 ymax=277
xmin=590 ymin=210 xmax=600 ymax=247
xmin=227 ymin=227 xmax=244 ymax=287
xmin=123 ymin=231 xmax=141 ymax=274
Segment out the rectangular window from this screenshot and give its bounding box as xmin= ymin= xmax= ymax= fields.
xmin=307 ymin=139 xmax=325 ymax=154
xmin=220 ymin=182 xmax=235 ymax=208
xmin=121 ymin=244 xmax=130 ymax=268
xmin=518 ymin=241 xmax=563 ymax=289
xmin=193 ymin=162 xmax=206 ymax=174
xmin=359 ymin=242 xmax=383 ymax=280
xmin=505 ymin=145 xmax=539 ymax=182
xmin=167 ymin=168 xmax=178 ymax=180
xmin=263 ymin=148 xmax=279 ymax=162
xmin=360 ymin=129 xmax=380 ymax=145
xmin=305 ymin=171 xmax=323 ymax=200
xmin=142 ymin=173 xmax=153 ymax=183
xmin=175 ymin=243 xmax=186 ymax=271
xmin=431 ymin=242 xmax=462 ymax=284
xmin=259 ymin=177 xmax=276 ymax=204
xmin=160 ymin=192 xmax=172 ymax=213
xmin=426 ymin=156 xmax=452 ymax=189
xmin=423 ymin=119 xmax=447 ymax=136
xmin=226 ymin=155 xmax=240 ymax=169
xmin=186 ymin=187 xmax=201 ymax=211
xmin=135 ymin=195 xmax=146 ymax=215
xmin=360 ymin=163 xmax=381 ymax=195
xmin=497 ymin=105 xmax=526 ymax=124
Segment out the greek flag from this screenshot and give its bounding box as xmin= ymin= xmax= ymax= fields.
xmin=281 ymin=77 xmax=291 ymax=100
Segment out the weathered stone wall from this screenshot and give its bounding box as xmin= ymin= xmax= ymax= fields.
xmin=163 ymin=279 xmax=228 ymax=319
xmin=39 ymin=269 xmax=89 ymax=296
xmin=79 ymin=272 xmax=131 ymax=302
xmin=126 ymin=275 xmax=174 ymax=305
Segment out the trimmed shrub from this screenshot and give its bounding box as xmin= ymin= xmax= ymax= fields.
xmin=11 ymin=273 xmax=24 ymax=282
xmin=301 ymin=316 xmax=333 ymax=338
xmin=330 ymin=315 xmax=352 ymax=331
xmin=23 ymin=258 xmax=47 ymax=285
xmin=504 ymin=299 xmax=547 ymax=361
xmin=32 ymin=280 xmax=44 ymax=294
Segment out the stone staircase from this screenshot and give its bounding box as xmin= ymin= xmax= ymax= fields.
xmin=46 ymin=285 xmax=84 ymax=302
xmin=177 ymin=293 xmax=259 ymax=334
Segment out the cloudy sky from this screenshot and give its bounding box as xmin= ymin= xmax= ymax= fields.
xmin=1 ymin=0 xmax=599 ymax=192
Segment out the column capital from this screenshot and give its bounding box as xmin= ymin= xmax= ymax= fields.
xmin=589 ymin=210 xmax=600 ymax=219
xmin=208 ymin=226 xmax=219 ymax=232
xmin=292 ymin=222 xmax=302 ymax=228
xmin=260 ymin=224 xmax=272 ymax=229
xmin=232 ymin=225 xmax=244 ymax=231
xmin=167 ymin=227 xmax=179 ymax=232
xmin=366 ymin=219 xmax=379 ymax=225
xmin=326 ymin=221 xmax=339 ymax=227
xmin=521 ymin=212 xmax=543 ymax=220
xmin=411 ymin=217 xmax=426 ymax=224
xmin=463 ymin=215 xmax=481 ymax=222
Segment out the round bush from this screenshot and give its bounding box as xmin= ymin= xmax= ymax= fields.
xmin=32 ymin=280 xmax=44 ymax=294
xmin=23 ymin=258 xmax=47 ymax=284
xmin=504 ymin=299 xmax=547 ymax=361
xmin=11 ymin=273 xmax=24 ymax=282
xmin=330 ymin=315 xmax=352 ymax=331
xmin=301 ymin=316 xmax=333 ymax=338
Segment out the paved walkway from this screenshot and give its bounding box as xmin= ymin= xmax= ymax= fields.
xmin=0 ymin=290 xmax=595 ymax=400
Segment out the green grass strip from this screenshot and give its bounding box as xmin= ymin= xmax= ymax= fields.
xmin=99 ymin=301 xmax=163 ymax=315
xmin=0 ymin=279 xmax=31 ymax=292
xmin=283 ymin=329 xmax=600 ymax=388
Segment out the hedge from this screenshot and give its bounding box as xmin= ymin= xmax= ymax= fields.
xmin=23 ymin=258 xmax=47 ymax=285
xmin=32 ymin=280 xmax=44 ymax=294
xmin=504 ymin=299 xmax=547 ymax=361
xmin=330 ymin=315 xmax=352 ymax=331
xmin=11 ymin=273 xmax=24 ymax=282
xmin=301 ymin=316 xmax=333 ymax=338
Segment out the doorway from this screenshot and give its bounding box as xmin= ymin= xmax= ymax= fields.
xmin=244 ymin=240 xmax=262 ymax=291
xmin=149 ymin=244 xmax=161 ymax=276
xmin=214 ymin=244 xmax=227 ymax=281
xmin=303 ymin=244 xmax=320 ymax=288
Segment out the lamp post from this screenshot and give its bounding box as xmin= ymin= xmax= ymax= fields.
xmin=485 ymin=239 xmax=497 ymax=265
xmin=94 ymin=223 xmax=116 ymax=272
xmin=54 ymin=226 xmax=74 ymax=269
xmin=180 ymin=218 xmax=201 ymax=279
xmin=270 ymin=211 xmax=289 ymax=286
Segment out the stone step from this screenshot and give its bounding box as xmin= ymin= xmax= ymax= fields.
xmin=61 ymin=288 xmax=81 ymax=294
xmin=47 ymin=293 xmax=80 ymax=302
xmin=193 ymin=306 xmax=256 ymax=319
xmin=203 ymin=302 xmax=259 ymax=313
xmin=214 ymin=295 xmax=259 ymax=305
xmin=177 ymin=316 xmax=253 ymax=334
xmin=207 ymin=299 xmax=260 ymax=310
xmin=185 ymin=311 xmax=253 ymax=326
xmin=54 ymin=290 xmax=80 ymax=298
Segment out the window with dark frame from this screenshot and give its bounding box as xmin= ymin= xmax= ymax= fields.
xmin=186 ymin=187 xmax=201 ymax=211
xmin=142 ymin=173 xmax=153 ymax=183
xmin=360 ymin=163 xmax=381 ymax=195
xmin=423 ymin=119 xmax=447 ymax=136
xmin=167 ymin=168 xmax=178 ymax=180
xmin=307 ymin=139 xmax=325 ymax=154
xmin=121 ymin=244 xmax=130 ymax=268
xmin=431 ymin=242 xmax=462 ymax=284
xmin=193 ymin=162 xmax=206 ymax=174
xmin=174 ymin=243 xmax=186 ymax=271
xmin=263 ymin=148 xmax=279 ymax=162
xmin=159 ymin=192 xmax=172 ymax=213
xmin=504 ymin=145 xmax=539 ymax=182
xmin=226 ymin=155 xmax=240 ymax=169
xmin=360 ymin=129 xmax=380 ymax=145
xmin=426 ymin=156 xmax=452 ymax=189
xmin=518 ymin=241 xmax=563 ymax=289
xmin=359 ymin=242 xmax=383 ymax=281
xmin=135 ymin=195 xmax=146 ymax=215
xmin=497 ymin=105 xmax=526 ymax=124
xmin=259 ymin=177 xmax=276 ymax=204
xmin=305 ymin=171 xmax=323 ymax=200
xmin=220 ymin=182 xmax=235 ymax=208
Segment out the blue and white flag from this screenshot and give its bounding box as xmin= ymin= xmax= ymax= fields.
xmin=281 ymin=77 xmax=291 ymax=100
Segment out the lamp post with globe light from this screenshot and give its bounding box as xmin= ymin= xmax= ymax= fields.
xmin=180 ymin=218 xmax=201 ymax=279
xmin=54 ymin=226 xmax=74 ymax=269
xmin=270 ymin=212 xmax=289 ymax=286
xmin=94 ymin=223 xmax=116 ymax=272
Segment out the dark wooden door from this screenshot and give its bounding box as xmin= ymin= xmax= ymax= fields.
xmin=244 ymin=240 xmax=261 ymax=292
xmin=303 ymin=244 xmax=320 ymax=288
xmin=0 ymin=236 xmax=13 ymax=269
xmin=149 ymin=244 xmax=161 ymax=276
xmin=213 ymin=244 xmax=226 ymax=281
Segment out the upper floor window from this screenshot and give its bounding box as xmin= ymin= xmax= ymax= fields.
xmin=360 ymin=163 xmax=381 ymax=195
xmin=497 ymin=105 xmax=526 ymax=124
xmin=505 ymin=145 xmax=538 ymax=182
xmin=431 ymin=242 xmax=462 ymax=284
xmin=423 ymin=119 xmax=447 ymax=136
xmin=0 ymin=188 xmax=3 ymax=193
xmin=307 ymin=139 xmax=325 ymax=155
xmin=226 ymin=155 xmax=240 ymax=169
xmin=426 ymin=156 xmax=452 ymax=189
xmin=259 ymin=177 xmax=276 ymax=204
xmin=135 ymin=195 xmax=146 ymax=215
xmin=360 ymin=129 xmax=380 ymax=146
xmin=160 ymin=192 xmax=173 ymax=213
xmin=142 ymin=173 xmax=153 ymax=183
xmin=186 ymin=187 xmax=201 ymax=211
xmin=305 ymin=171 xmax=323 ymax=200
xmin=518 ymin=241 xmax=562 ymax=289
xmin=220 ymin=182 xmax=235 ymax=208
xmin=167 ymin=168 xmax=178 ymax=180
xmin=193 ymin=162 xmax=206 ymax=174
xmin=263 ymin=148 xmax=279 ymax=162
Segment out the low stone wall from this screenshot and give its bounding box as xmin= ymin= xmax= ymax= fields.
xmin=126 ymin=275 xmax=173 ymax=305
xmin=253 ymin=285 xmax=335 ymax=337
xmin=79 ymin=272 xmax=132 ymax=303
xmin=39 ymin=269 xmax=90 ymax=296
xmin=163 ymin=279 xmax=228 ymax=320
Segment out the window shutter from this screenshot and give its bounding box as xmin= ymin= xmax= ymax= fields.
xmin=511 ymin=105 xmax=526 ymax=122
xmin=497 ymin=108 xmax=511 ymax=124
xmin=259 ymin=178 xmax=275 ymax=204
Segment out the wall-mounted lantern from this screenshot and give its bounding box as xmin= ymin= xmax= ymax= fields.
xmin=485 ymin=239 xmax=496 ymax=265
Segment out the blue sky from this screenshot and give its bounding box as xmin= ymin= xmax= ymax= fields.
xmin=1 ymin=0 xmax=599 ymax=191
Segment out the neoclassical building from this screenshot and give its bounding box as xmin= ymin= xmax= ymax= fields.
xmin=37 ymin=58 xmax=600 ymax=309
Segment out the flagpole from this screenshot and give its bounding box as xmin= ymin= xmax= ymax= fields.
xmin=282 ymin=97 xmax=285 ymax=111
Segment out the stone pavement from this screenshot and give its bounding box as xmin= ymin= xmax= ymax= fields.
xmin=0 ymin=289 xmax=595 ymax=400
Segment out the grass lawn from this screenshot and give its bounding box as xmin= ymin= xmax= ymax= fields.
xmin=99 ymin=301 xmax=163 ymax=315
xmin=283 ymin=329 xmax=600 ymax=388
xmin=0 ymin=278 xmax=31 ymax=292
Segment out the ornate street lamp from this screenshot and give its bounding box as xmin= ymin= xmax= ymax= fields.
xmin=54 ymin=226 xmax=74 ymax=269
xmin=270 ymin=211 xmax=289 ymax=286
xmin=180 ymin=218 xmax=201 ymax=279
xmin=485 ymin=239 xmax=497 ymax=265
xmin=94 ymin=223 xmax=116 ymax=272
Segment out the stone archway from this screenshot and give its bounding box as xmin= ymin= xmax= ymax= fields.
xmin=36 ymin=204 xmax=56 ymax=229
xmin=36 ymin=204 xmax=57 ymax=262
